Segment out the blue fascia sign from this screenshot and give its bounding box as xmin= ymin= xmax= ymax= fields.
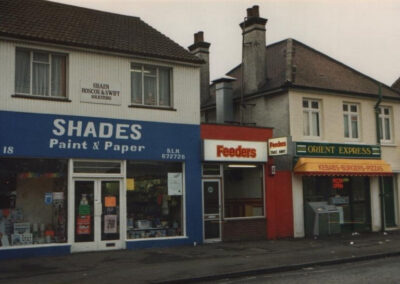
xmin=0 ymin=111 xmax=200 ymax=161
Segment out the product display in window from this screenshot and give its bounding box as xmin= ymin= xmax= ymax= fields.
xmin=0 ymin=158 xmax=68 ymax=247
xmin=126 ymin=162 xmax=183 ymax=239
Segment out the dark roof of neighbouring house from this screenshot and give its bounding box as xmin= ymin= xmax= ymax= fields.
xmin=392 ymin=77 xmax=400 ymax=92
xmin=0 ymin=0 xmax=203 ymax=64
xmin=204 ymin=38 xmax=400 ymax=107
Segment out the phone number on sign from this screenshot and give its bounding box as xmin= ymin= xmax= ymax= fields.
xmin=161 ymin=153 xmax=185 ymax=160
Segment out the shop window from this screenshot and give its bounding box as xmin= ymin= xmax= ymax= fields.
xmin=15 ymin=48 xmax=67 ymax=98
xmin=130 ymin=63 xmax=172 ymax=107
xmin=202 ymin=163 xmax=221 ymax=176
xmin=126 ymin=161 xmax=183 ymax=239
xmin=302 ymin=99 xmax=321 ymax=138
xmin=0 ymin=158 xmax=68 ymax=248
xmin=223 ymin=165 xmax=264 ymax=218
xmin=343 ymin=103 xmax=360 ymax=140
xmin=378 ymin=106 xmax=393 ymax=143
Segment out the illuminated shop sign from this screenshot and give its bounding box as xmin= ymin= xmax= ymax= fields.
xmin=295 ymin=142 xmax=381 ymax=158
xmin=203 ymin=139 xmax=268 ymax=162
xmin=0 ymin=110 xmax=199 ymax=161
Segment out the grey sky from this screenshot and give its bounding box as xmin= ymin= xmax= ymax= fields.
xmin=51 ymin=0 xmax=400 ymax=87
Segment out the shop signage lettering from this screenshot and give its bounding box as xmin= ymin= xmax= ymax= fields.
xmin=49 ymin=119 xmax=145 ymax=154
xmin=268 ymin=137 xmax=288 ymax=156
xmin=216 ymin=145 xmax=256 ymax=158
xmin=318 ymin=164 xmax=384 ymax=172
xmin=203 ymin=139 xmax=268 ymax=162
xmin=295 ymin=142 xmax=380 ymax=158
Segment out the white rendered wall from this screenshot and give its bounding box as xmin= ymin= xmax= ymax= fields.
xmin=0 ymin=39 xmax=200 ymax=125
xmin=292 ymin=173 xmax=305 ymax=237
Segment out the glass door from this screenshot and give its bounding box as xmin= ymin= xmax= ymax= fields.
xmin=203 ymin=180 xmax=221 ymax=242
xmin=72 ymin=179 xmax=123 ymax=252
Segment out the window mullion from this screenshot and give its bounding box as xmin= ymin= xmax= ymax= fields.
xmin=30 ymin=51 xmax=33 ymax=95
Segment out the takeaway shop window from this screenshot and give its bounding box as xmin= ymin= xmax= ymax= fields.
xmin=0 ymin=158 xmax=68 ymax=248
xmin=126 ymin=162 xmax=183 ymax=239
xmin=15 ymin=48 xmax=67 ymax=98
xmin=223 ymin=164 xmax=264 ymax=218
xmin=131 ymin=63 xmax=172 ymax=107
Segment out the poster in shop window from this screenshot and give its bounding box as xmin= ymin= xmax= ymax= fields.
xmin=167 ymin=173 xmax=183 ymax=195
xmin=104 ymin=215 xmax=117 ymax=234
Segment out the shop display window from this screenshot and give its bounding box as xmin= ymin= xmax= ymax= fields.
xmin=223 ymin=165 xmax=264 ymax=218
xmin=0 ymin=158 xmax=68 ymax=247
xmin=126 ymin=162 xmax=183 ymax=239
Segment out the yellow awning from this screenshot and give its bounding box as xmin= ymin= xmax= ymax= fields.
xmin=294 ymin=158 xmax=392 ymax=176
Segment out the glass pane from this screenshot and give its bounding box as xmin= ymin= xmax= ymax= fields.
xmin=101 ymin=181 xmax=120 ymax=241
xmin=33 ymin=52 xmax=49 ymax=63
xmin=343 ymin=114 xmax=349 ymax=138
xmin=302 ymin=100 xmax=308 ymax=108
xmin=311 ymin=101 xmax=319 ymax=109
xmin=384 ymin=118 xmax=391 ymax=140
xmin=73 ymin=161 xmax=121 ymax=174
xmin=144 ymin=66 xmax=156 ymax=76
xmin=203 ymin=181 xmax=219 ymax=214
xmin=223 ymin=165 xmax=263 ymax=218
xmin=75 ymin=181 xmax=94 ymax=242
xmin=312 ymin=112 xmax=320 ymax=136
xmin=158 ymin=68 xmax=170 ymax=106
xmin=379 ymin=117 xmax=383 ymax=140
xmin=144 ymin=76 xmax=156 ymax=105
xmin=15 ymin=49 xmax=31 ymax=94
xmin=384 ymin=108 xmax=389 ymax=115
xmin=351 ymin=116 xmax=358 ymax=138
xmin=0 ymin=158 xmax=68 ymax=246
xmin=51 ymin=55 xmax=66 ymax=97
xmin=303 ymin=111 xmax=310 ymax=136
xmin=32 ymin=62 xmax=49 ymax=96
xmin=202 ymin=164 xmax=221 ymax=176
xmin=343 ymin=104 xmax=348 ymax=111
xmin=131 ymin=71 xmax=142 ymax=104
xmin=350 ymin=105 xmax=357 ymax=112
xmin=126 ymin=162 xmax=183 ymax=239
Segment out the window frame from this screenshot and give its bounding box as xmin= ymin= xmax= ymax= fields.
xmin=343 ymin=102 xmax=360 ymax=141
xmin=302 ymin=98 xmax=322 ymax=139
xmin=130 ymin=63 xmax=173 ymax=108
xmin=14 ymin=47 xmax=68 ymax=99
xmin=379 ymin=106 xmax=394 ymax=144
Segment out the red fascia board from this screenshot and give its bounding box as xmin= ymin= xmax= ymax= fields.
xmin=201 ymin=124 xmax=273 ymax=141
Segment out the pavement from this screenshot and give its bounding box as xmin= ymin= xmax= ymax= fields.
xmin=1 ymin=231 xmax=400 ymax=284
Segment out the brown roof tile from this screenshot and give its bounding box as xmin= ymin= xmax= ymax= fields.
xmin=0 ymin=0 xmax=203 ymax=64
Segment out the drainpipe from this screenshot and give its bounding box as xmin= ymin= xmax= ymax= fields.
xmin=374 ymin=84 xmax=385 ymax=232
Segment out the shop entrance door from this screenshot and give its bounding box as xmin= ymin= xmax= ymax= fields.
xmin=383 ymin=177 xmax=396 ymax=228
xmin=72 ymin=179 xmax=124 ymax=252
xmin=203 ymin=180 xmax=222 ymax=242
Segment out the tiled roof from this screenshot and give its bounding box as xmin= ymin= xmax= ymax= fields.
xmin=0 ymin=0 xmax=203 ymax=64
xmin=392 ymin=77 xmax=400 ymax=92
xmin=203 ymin=38 xmax=400 ymax=107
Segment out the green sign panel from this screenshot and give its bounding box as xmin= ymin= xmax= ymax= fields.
xmin=295 ymin=142 xmax=381 ymax=158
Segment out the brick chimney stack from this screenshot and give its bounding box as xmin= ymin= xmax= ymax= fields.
xmin=240 ymin=5 xmax=268 ymax=94
xmin=188 ymin=31 xmax=211 ymax=105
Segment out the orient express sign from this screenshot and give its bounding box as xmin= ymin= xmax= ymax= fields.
xmin=295 ymin=142 xmax=381 ymax=158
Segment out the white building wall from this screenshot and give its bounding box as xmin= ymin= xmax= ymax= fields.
xmin=292 ymin=173 xmax=305 ymax=237
xmin=0 ymin=39 xmax=200 ymax=125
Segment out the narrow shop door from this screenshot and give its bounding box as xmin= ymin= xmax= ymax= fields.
xmin=383 ymin=177 xmax=396 ymax=228
xmin=203 ymin=180 xmax=222 ymax=242
xmin=72 ymin=179 xmax=124 ymax=252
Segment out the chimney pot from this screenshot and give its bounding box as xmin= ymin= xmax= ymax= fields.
xmin=247 ymin=5 xmax=259 ymax=18
xmin=194 ymin=31 xmax=204 ymax=44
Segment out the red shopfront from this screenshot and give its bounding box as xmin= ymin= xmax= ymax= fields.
xmin=201 ymin=124 xmax=293 ymax=241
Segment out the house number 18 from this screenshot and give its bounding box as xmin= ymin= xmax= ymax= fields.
xmin=3 ymin=146 xmax=14 ymax=154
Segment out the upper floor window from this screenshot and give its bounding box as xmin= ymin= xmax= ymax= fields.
xmin=303 ymin=99 xmax=321 ymax=137
xmin=379 ymin=106 xmax=393 ymax=143
xmin=15 ymin=48 xmax=67 ymax=98
xmin=343 ymin=103 xmax=360 ymax=140
xmin=131 ymin=63 xmax=172 ymax=107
